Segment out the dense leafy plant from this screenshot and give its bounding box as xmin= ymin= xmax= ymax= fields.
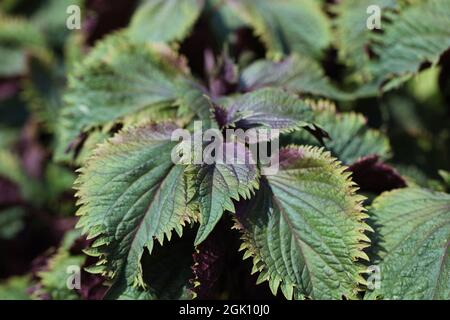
xmin=0 ymin=0 xmax=449 ymax=300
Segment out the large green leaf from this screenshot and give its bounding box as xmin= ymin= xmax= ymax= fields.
xmin=235 ymin=146 xmax=371 ymax=299
xmin=366 ymin=188 xmax=450 ymax=300
xmin=76 ymin=123 xmax=196 ymax=287
xmin=371 ymin=0 xmax=450 ymax=89
xmin=193 ymin=141 xmax=259 ymax=245
xmin=55 ymin=34 xmax=204 ymax=162
xmin=229 ymin=0 xmax=332 ymax=60
xmin=239 ymin=55 xmax=349 ymax=100
xmin=285 ymin=101 xmax=391 ymax=164
xmin=128 ymin=0 xmax=204 ymax=43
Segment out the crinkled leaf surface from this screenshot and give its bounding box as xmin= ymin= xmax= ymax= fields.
xmin=221 ymin=88 xmax=315 ymax=132
xmin=333 ymin=0 xmax=397 ymax=80
xmin=76 ymin=123 xmax=196 ymax=287
xmin=366 ymin=188 xmax=450 ymax=300
xmin=286 ymin=102 xmax=390 ymax=164
xmin=55 ymin=34 xmax=204 ymax=161
xmin=229 ymin=0 xmax=332 ymax=60
xmin=128 ymin=0 xmax=204 ymax=43
xmin=194 ymin=141 xmax=259 ymax=245
xmin=371 ymin=0 xmax=450 ymax=89
xmin=235 ymin=146 xmax=371 ymax=299
xmin=239 ymin=55 xmax=349 ymax=100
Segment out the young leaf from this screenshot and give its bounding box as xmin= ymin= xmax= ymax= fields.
xmin=235 ymin=146 xmax=371 ymax=299
xmin=193 ymin=141 xmax=259 ymax=245
xmin=239 ymin=55 xmax=350 ymax=100
xmin=366 ymin=188 xmax=450 ymax=300
xmin=286 ymin=101 xmax=390 ymax=164
xmin=229 ymin=0 xmax=332 ymax=60
xmin=128 ymin=0 xmax=204 ymax=44
xmin=75 ymin=123 xmax=196 ymax=287
xmin=220 ymin=88 xmax=315 ymax=132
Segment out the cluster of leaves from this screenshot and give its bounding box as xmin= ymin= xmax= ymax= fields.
xmin=0 ymin=0 xmax=449 ymax=300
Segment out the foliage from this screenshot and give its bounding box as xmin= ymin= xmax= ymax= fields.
xmin=0 ymin=0 xmax=449 ymax=300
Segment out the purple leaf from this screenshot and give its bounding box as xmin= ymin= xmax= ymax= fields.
xmin=348 ymin=155 xmax=407 ymax=193
xmin=0 ymin=177 xmax=22 ymax=206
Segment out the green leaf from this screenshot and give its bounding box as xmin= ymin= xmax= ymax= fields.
xmin=371 ymin=0 xmax=450 ymax=89
xmin=439 ymin=170 xmax=450 ymax=189
xmin=366 ymin=188 xmax=450 ymax=300
xmin=33 ymin=229 xmax=86 ymax=300
xmin=76 ymin=123 xmax=196 ymax=287
xmin=193 ymin=141 xmax=259 ymax=245
xmin=0 ymin=206 xmax=26 ymax=240
xmin=333 ymin=0 xmax=397 ymax=81
xmin=0 ymin=14 xmax=47 ymax=77
xmin=36 ymin=250 xmax=86 ymax=300
xmin=239 ymin=55 xmax=350 ymax=100
xmin=222 ymin=88 xmax=315 ymax=132
xmin=55 ymin=34 xmax=206 ymax=162
xmin=235 ymin=146 xmax=371 ymax=299
xmin=31 ymin=0 xmax=83 ymax=47
xmin=22 ymin=55 xmax=65 ymax=131
xmin=286 ymin=101 xmax=391 ymax=164
xmin=229 ymin=0 xmax=332 ymax=60
xmin=0 ymin=150 xmax=42 ymax=203
xmin=0 ymin=276 xmax=31 ymax=300
xmin=128 ymin=0 xmax=204 ymax=43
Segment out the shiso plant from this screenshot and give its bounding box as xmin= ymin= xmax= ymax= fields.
xmin=0 ymin=0 xmax=449 ymax=300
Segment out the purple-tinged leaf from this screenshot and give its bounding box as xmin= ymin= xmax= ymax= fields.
xmin=0 ymin=177 xmax=22 ymax=206
xmin=219 ymin=88 xmax=315 ymax=132
xmin=348 ymin=155 xmax=407 ymax=194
